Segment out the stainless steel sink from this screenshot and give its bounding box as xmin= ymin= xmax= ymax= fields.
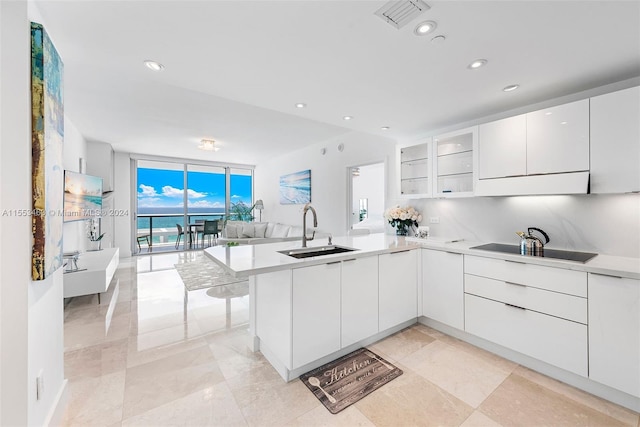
xmin=278 ymin=245 xmax=356 ymax=259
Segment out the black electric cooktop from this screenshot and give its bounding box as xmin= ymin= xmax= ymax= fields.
xmin=470 ymin=243 xmax=598 ymax=263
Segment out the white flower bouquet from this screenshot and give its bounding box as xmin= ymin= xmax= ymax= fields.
xmin=383 ymin=205 xmax=422 ymax=236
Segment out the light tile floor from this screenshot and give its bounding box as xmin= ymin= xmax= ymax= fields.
xmin=62 ymin=252 xmax=640 ymax=426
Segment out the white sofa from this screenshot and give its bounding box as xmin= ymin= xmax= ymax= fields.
xmin=217 ymin=221 xmax=328 ymax=246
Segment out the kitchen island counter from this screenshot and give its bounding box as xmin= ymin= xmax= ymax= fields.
xmin=204 ymin=233 xmax=421 ymax=277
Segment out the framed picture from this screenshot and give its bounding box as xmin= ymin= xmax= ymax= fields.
xmin=280 ymin=169 xmax=311 ymax=204
xmin=31 ymin=22 xmax=64 ymax=280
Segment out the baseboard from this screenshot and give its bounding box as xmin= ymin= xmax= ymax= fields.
xmin=45 ymin=379 xmax=68 ymax=426
xmin=260 ymin=318 xmax=417 ymax=382
xmin=419 ymin=317 xmax=640 ymax=413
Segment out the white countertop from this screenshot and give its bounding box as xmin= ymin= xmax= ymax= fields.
xmin=409 ymin=237 xmax=640 ymax=280
xmin=204 ymin=233 xmax=421 ymax=277
xmin=204 ymin=233 xmax=640 ymax=280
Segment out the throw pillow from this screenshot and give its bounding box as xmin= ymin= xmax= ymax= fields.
xmin=287 ymin=226 xmax=304 ymax=237
xmin=254 ymin=223 xmax=268 ymax=238
xmin=271 ymin=223 xmax=290 ymax=238
xmin=241 ymin=223 xmax=255 ymax=238
xmin=226 ymin=224 xmax=239 ymax=238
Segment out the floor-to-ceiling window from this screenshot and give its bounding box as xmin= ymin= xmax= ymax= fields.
xmin=134 ymin=158 xmax=253 ymax=253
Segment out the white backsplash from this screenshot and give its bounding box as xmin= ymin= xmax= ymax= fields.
xmin=411 ymin=194 xmax=640 ymax=258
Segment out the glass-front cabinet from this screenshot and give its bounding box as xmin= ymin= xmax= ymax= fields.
xmin=433 ymin=126 xmax=478 ymax=197
xmin=399 ymin=138 xmax=431 ymax=198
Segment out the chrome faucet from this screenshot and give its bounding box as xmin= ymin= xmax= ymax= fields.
xmin=302 ymin=203 xmax=317 ymax=247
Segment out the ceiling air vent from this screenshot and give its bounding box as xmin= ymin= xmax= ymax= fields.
xmin=374 ymin=0 xmax=430 ymax=29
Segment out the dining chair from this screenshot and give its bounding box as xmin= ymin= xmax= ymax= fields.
xmin=175 ymin=223 xmax=192 ymax=249
xmin=193 ymin=219 xmax=205 ymax=248
xmin=201 ymin=220 xmax=219 ymax=247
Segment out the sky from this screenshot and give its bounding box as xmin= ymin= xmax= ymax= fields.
xmin=137 ymin=168 xmax=252 ymax=210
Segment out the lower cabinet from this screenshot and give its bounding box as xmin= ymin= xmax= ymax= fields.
xmin=379 ymin=250 xmax=418 ymax=331
xmin=292 ymin=263 xmax=341 ymax=369
xmin=463 ymin=255 xmax=588 ymax=377
xmin=341 ymin=256 xmax=379 ymax=348
xmin=465 ymin=294 xmax=588 ymax=376
xmin=588 ymin=273 xmax=640 ymax=398
xmin=422 ymin=249 xmax=464 ymax=330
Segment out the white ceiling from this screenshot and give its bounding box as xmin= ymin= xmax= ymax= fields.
xmin=35 ymin=0 xmax=640 ymax=165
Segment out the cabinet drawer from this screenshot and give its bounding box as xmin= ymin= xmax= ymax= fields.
xmin=464 ymin=255 xmax=586 ymax=297
xmin=465 ymin=294 xmax=587 ymax=376
xmin=464 ymin=274 xmax=586 ymax=324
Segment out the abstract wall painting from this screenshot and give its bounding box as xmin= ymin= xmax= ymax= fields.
xmin=279 ymin=169 xmax=311 ymax=205
xmin=31 ymin=22 xmax=64 ymax=280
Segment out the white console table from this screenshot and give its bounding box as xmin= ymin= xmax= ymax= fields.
xmin=64 ymin=247 xmax=119 ymax=302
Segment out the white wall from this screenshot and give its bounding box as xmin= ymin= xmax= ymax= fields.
xmin=255 ymin=131 xmax=396 ymax=235
xmin=113 ymin=152 xmax=132 ymax=258
xmin=62 ymin=117 xmax=88 ymax=253
xmin=0 ymin=2 xmax=30 ymax=425
xmin=0 ymin=3 xmax=77 ymax=425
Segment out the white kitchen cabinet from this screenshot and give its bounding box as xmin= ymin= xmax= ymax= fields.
xmin=588 ymin=273 xmax=640 ymax=398
xmin=465 ymin=294 xmax=588 ymax=376
xmin=478 ymin=114 xmax=527 ymax=179
xmin=422 ymin=249 xmax=464 ymax=330
xmin=379 ymin=250 xmax=418 ymax=331
xmin=292 ymin=263 xmax=341 ymax=369
xmin=526 ymin=99 xmax=589 ymax=175
xmin=433 ymin=127 xmax=478 ymax=197
xmin=590 ymin=86 xmax=640 ymax=193
xmin=399 ymin=140 xmax=432 ymax=198
xmin=464 ymin=254 xmax=588 ymax=376
xmin=341 ymin=257 xmax=379 ymax=348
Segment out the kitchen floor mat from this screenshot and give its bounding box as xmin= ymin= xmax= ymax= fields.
xmin=299 ymin=347 xmax=403 ymax=414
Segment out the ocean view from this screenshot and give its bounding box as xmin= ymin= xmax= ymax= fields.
xmin=137 ymin=208 xmax=227 ymax=245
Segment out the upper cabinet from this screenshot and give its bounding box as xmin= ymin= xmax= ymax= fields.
xmin=526 ymin=99 xmax=590 ymax=175
xmin=478 ymin=114 xmax=527 ymax=179
xmin=87 ymin=141 xmax=115 ymax=193
xmin=590 ymin=86 xmax=640 ymax=194
xmin=476 ymin=99 xmax=590 ymax=196
xmin=433 ymin=126 xmax=478 ymax=197
xmin=399 ymin=139 xmax=432 ymax=198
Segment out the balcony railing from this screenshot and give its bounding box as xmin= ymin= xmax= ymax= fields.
xmin=136 ymin=213 xmax=225 ymax=250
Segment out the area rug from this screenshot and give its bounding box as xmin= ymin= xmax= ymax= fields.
xmin=300 ymin=348 xmax=403 ymax=414
xmin=174 ymin=255 xmax=247 ymax=291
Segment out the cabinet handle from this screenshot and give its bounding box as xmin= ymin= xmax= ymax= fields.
xmin=505 ymin=260 xmax=525 ymax=265
xmin=327 ymin=261 xmax=341 ymax=265
xmin=590 ymin=272 xmax=623 ymax=279
xmin=342 ymin=259 xmax=357 ymax=263
xmin=504 ymin=303 xmax=526 ymax=310
xmin=390 ymin=250 xmax=411 ymax=255
xmin=505 ymin=281 xmax=526 ymax=287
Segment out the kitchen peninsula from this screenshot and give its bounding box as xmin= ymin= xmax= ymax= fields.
xmin=204 ymin=233 xmax=422 ymax=381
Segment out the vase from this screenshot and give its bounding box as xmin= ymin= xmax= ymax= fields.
xmin=88 ymin=240 xmax=102 ymax=251
xmin=395 ymin=225 xmax=409 ymax=236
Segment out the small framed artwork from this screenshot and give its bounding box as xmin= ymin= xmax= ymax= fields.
xmin=280 ymin=169 xmax=311 ymax=204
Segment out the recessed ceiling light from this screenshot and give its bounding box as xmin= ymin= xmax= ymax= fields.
xmin=560 ymin=121 xmax=568 ymax=125
xmin=414 ymin=20 xmax=437 ymax=36
xmin=468 ymin=59 xmax=487 ymax=70
xmin=198 ymin=139 xmax=219 ymax=151
xmin=431 ymin=35 xmax=446 ymax=44
xmin=295 ymin=103 xmax=306 ymax=109
xmin=343 ymin=116 xmax=353 ymax=121
xmin=502 ymin=84 xmax=520 ymax=92
xmin=381 ymin=126 xmax=390 ymax=131
xmin=143 ymin=60 xmax=165 ymax=72
xmin=545 ymin=112 xmax=553 ymax=116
